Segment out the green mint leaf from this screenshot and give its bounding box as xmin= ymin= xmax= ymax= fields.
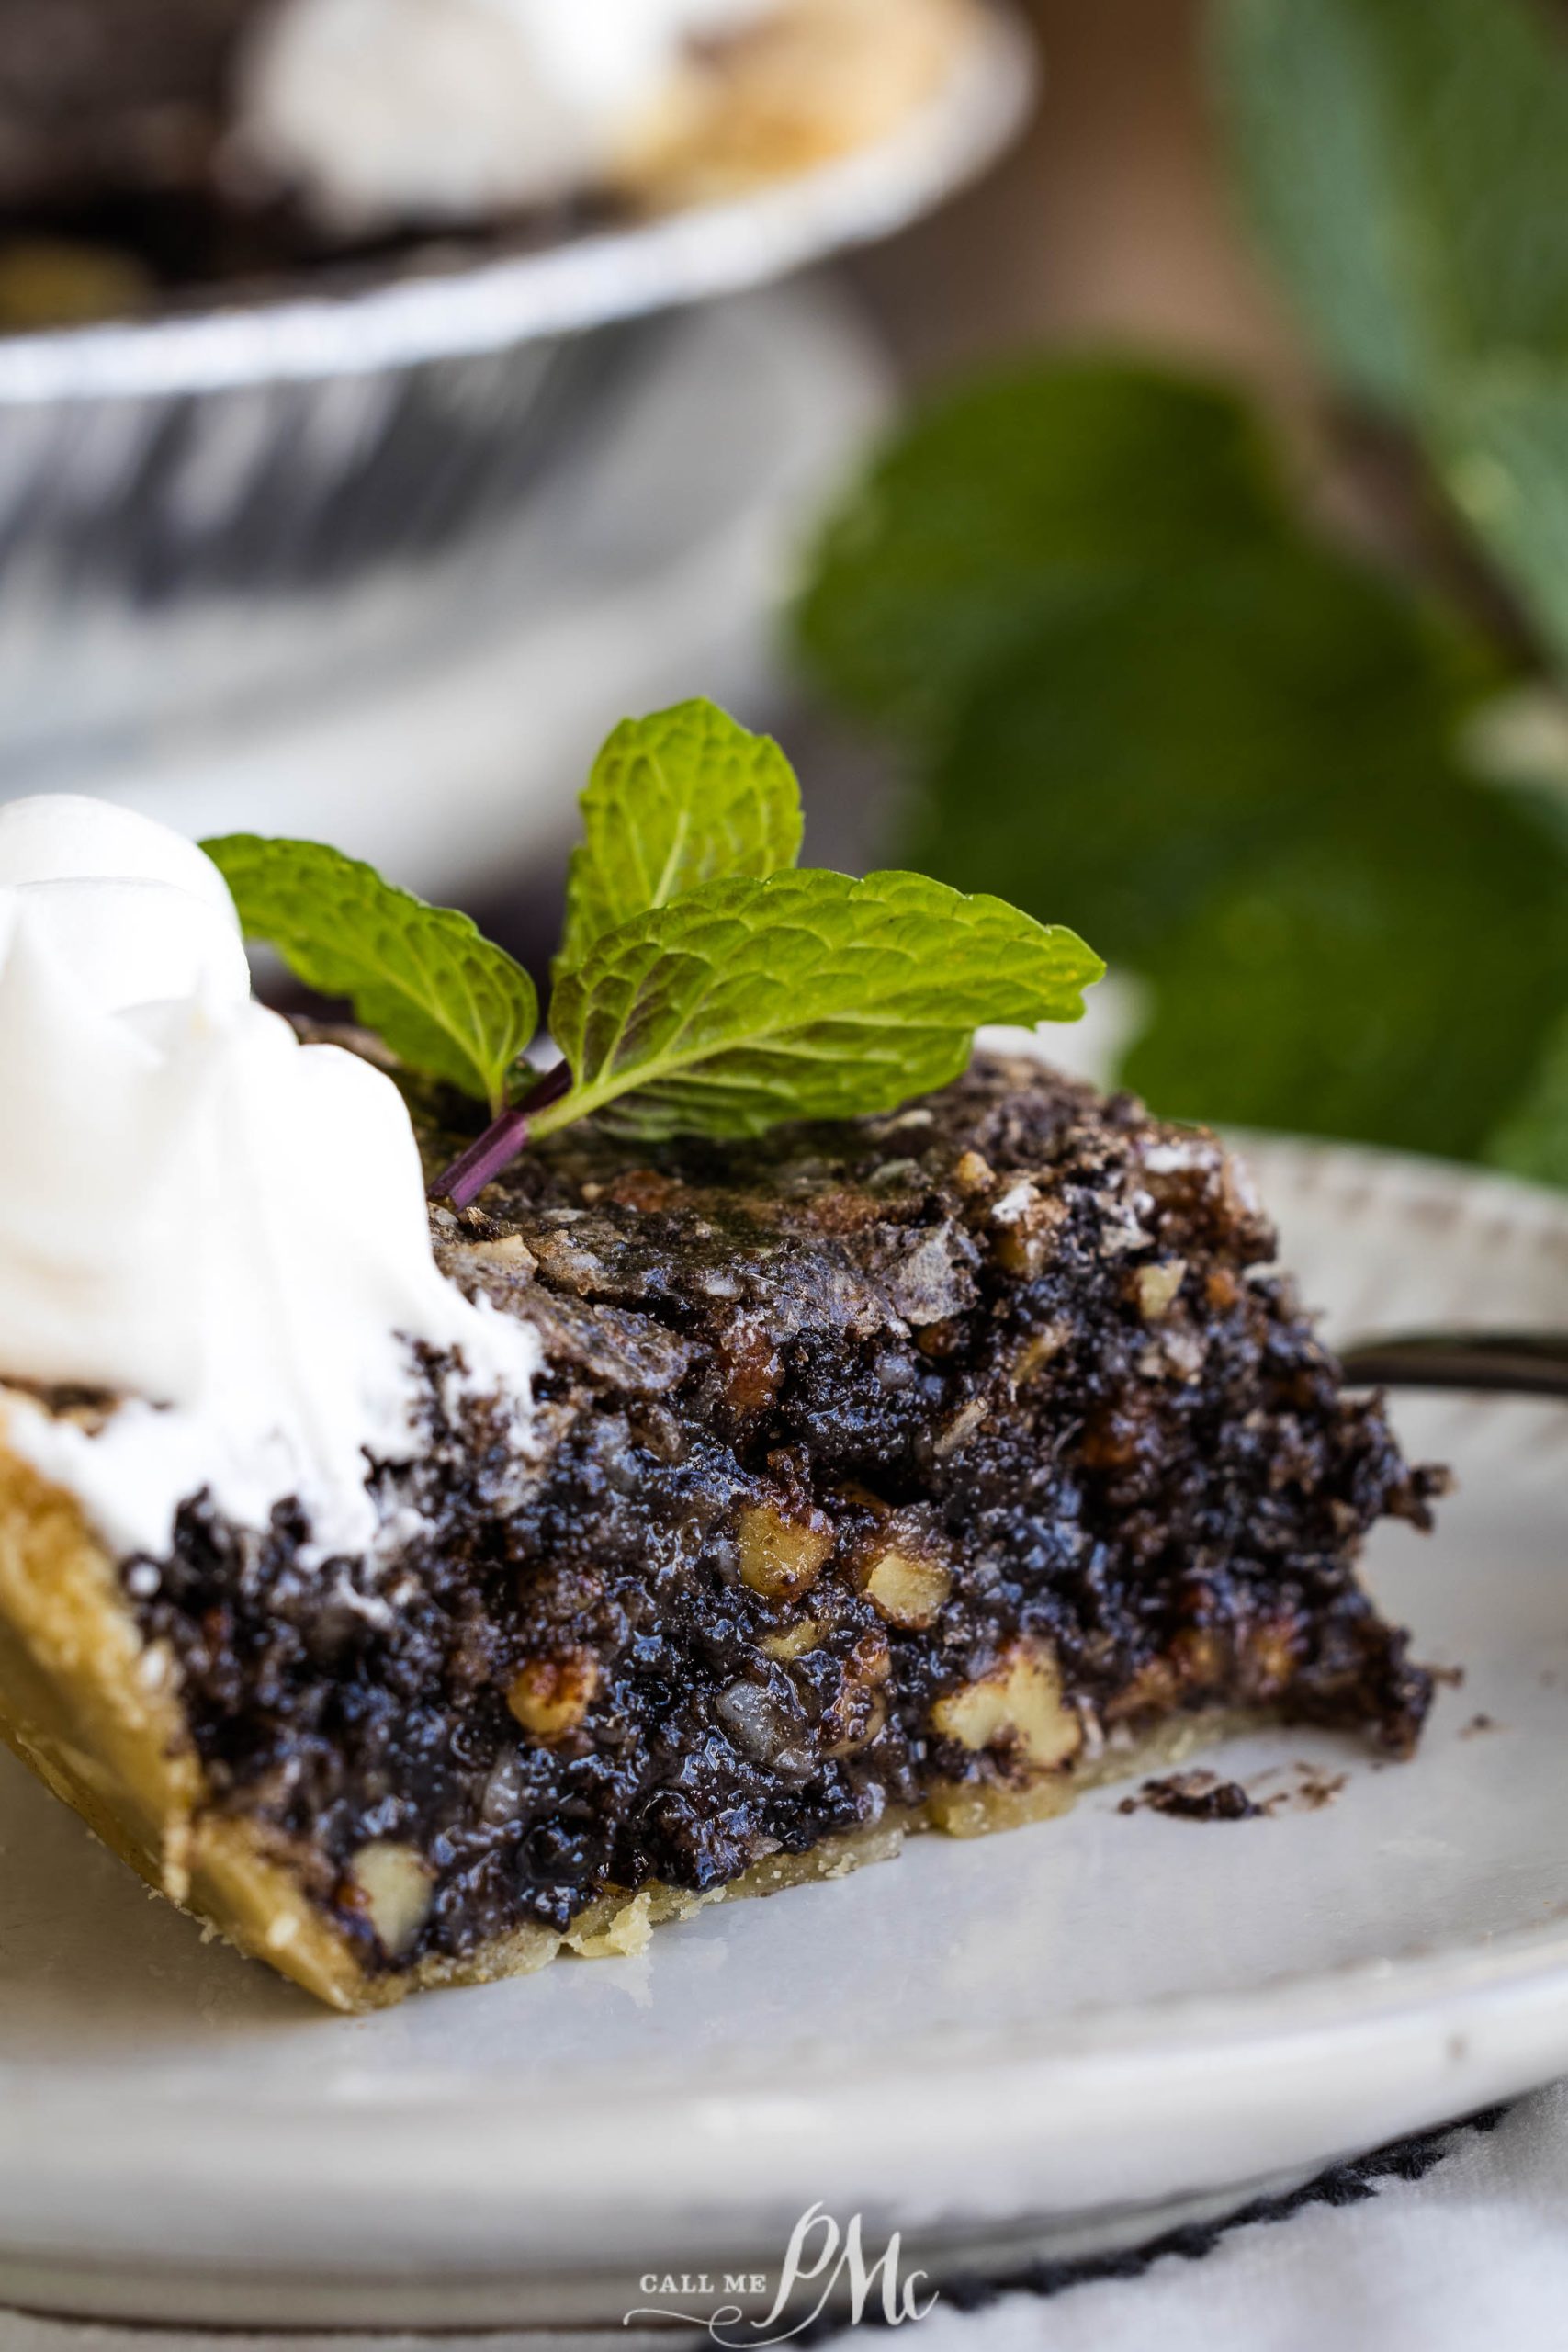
xmin=556 ymin=700 xmax=802 ymax=979
xmin=795 ymin=359 xmax=1285 ymax=737
xmin=1433 ymin=363 xmax=1568 ymax=677
xmin=908 ymin=542 xmax=1494 ymax=970
xmin=1213 ymin=0 xmax=1568 ymax=419
xmin=537 ymin=870 xmax=1102 ymax=1142
xmin=203 ymin=834 xmax=538 ymax=1114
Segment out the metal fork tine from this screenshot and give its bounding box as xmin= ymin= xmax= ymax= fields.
xmin=1339 ymin=1332 xmax=1568 ymax=1398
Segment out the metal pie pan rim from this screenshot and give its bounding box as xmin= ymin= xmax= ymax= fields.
xmin=0 ymin=3 xmax=1032 ymax=405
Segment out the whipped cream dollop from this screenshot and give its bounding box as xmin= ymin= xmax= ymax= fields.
xmin=0 ymin=796 xmax=538 ymax=1562
xmin=237 ymin=0 xmax=780 ymax=232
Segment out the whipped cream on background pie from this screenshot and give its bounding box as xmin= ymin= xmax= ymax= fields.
xmin=237 ymin=0 xmax=784 ymax=230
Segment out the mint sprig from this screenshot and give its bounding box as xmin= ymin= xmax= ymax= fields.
xmin=203 ymin=834 xmax=539 ymax=1116
xmin=209 ymin=701 xmax=1101 ymax=1205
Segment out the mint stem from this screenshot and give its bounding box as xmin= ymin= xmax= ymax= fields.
xmin=430 ymin=1061 xmax=573 ymax=1209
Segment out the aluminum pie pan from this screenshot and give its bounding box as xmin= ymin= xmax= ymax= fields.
xmin=0 ymin=4 xmax=1033 ymax=406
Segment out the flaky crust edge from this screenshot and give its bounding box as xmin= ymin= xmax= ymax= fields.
xmin=0 ymin=1433 xmax=381 ymax=2008
xmin=616 ymin=0 xmax=983 ymax=209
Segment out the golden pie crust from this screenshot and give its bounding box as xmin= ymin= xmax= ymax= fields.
xmin=617 ymin=0 xmax=984 ymax=209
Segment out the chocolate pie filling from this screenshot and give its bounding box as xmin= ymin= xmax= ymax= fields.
xmin=111 ymin=1054 xmax=1439 ymax=1981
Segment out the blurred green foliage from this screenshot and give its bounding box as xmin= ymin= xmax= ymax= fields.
xmin=797 ymin=362 xmax=1283 ymax=735
xmin=1214 ymin=0 xmax=1568 ymax=419
xmin=795 ymin=0 xmax=1568 ymax=1178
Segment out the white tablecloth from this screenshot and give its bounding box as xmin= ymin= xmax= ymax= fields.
xmin=911 ymin=2087 xmax=1568 ymax=2352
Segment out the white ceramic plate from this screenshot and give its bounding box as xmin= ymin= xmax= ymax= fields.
xmin=3 ymin=1137 xmax=1568 ymax=2327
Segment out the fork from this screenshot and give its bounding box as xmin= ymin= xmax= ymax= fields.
xmin=1338 ymin=1332 xmax=1568 ymax=1398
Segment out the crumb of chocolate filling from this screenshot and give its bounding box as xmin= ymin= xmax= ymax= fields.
xmin=1119 ymin=1771 xmax=1263 ymax=1823
xmin=1120 ymin=1756 xmax=1354 ymax=1823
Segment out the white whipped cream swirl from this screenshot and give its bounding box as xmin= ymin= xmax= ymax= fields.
xmin=0 ymin=796 xmax=538 ymax=1562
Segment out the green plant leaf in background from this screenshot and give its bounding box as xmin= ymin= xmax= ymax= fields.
xmin=1488 ymin=1004 xmax=1568 ymax=1184
xmin=793 ymin=349 xmax=1568 ymax=1166
xmin=1120 ymin=776 xmax=1568 ymax=1160
xmin=795 ymin=358 xmax=1287 ymax=740
xmin=909 ymin=543 xmax=1491 ymax=971
xmin=1431 ymin=363 xmax=1568 ymax=678
xmin=539 ymin=869 xmax=1102 ymax=1142
xmin=555 ymin=699 xmax=802 ymax=978
xmin=205 ymin=834 xmax=539 ymax=1114
xmin=1213 ymin=0 xmax=1568 ymax=422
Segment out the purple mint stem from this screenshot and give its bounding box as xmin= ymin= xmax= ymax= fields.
xmin=434 ymin=1109 xmax=533 ymax=1210
xmin=430 ymin=1060 xmax=573 ymax=1209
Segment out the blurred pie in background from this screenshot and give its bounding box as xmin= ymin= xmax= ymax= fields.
xmin=0 ymin=0 xmax=976 ymax=322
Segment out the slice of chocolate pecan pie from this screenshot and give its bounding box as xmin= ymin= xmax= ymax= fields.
xmin=0 ymin=1050 xmax=1440 ymax=2011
